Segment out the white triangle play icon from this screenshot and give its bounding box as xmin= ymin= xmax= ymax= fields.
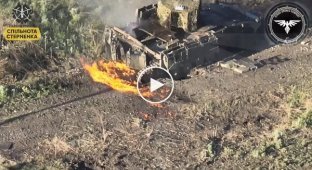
xmin=150 ymin=78 xmax=164 ymax=92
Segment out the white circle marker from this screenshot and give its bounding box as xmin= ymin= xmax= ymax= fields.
xmin=137 ymin=66 xmax=174 ymax=104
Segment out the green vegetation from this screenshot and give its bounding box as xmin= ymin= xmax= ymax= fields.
xmin=0 ymin=85 xmax=7 ymax=104
xmin=195 ymin=83 xmax=312 ymax=168
xmin=0 ymin=0 xmax=105 ymax=57
xmin=249 ymin=84 xmax=312 ymax=167
xmin=287 ymin=86 xmax=306 ymax=108
xmin=0 ymin=0 xmax=103 ymax=103
xmin=293 ymin=110 xmax=312 ymax=128
xmin=287 ymin=84 xmax=312 ymax=128
xmin=205 ymin=141 xmax=216 ymax=158
xmin=0 ymin=71 xmax=78 ymax=106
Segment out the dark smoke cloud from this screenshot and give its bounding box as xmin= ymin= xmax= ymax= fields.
xmin=78 ymin=0 xmax=157 ymax=27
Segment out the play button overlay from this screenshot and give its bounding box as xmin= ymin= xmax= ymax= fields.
xmin=137 ymin=66 xmax=174 ymax=104
xmin=150 ymin=78 xmax=164 ymax=92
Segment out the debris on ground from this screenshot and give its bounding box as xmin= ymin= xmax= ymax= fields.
xmin=219 ymin=58 xmax=258 ymax=73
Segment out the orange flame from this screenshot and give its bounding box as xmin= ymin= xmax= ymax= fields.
xmin=82 ymin=59 xmax=154 ymax=98
xmin=82 ymin=59 xmax=172 ymax=111
xmin=82 ymin=60 xmax=138 ymax=94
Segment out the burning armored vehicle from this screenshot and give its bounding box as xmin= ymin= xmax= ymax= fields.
xmin=103 ymin=0 xmax=312 ymax=79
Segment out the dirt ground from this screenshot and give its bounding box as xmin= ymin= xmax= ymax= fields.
xmin=0 ymin=35 xmax=312 ymax=169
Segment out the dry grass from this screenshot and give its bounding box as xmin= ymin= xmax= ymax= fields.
xmin=76 ymin=131 xmax=111 ymax=154
xmin=0 ymin=58 xmax=7 ymax=79
xmin=0 ymin=41 xmax=51 ymax=82
xmin=0 ymin=154 xmax=16 ymax=169
xmin=304 ymin=98 xmax=312 ymax=111
xmin=246 ymin=83 xmax=312 ymax=165
xmin=40 ymin=136 xmax=74 ymax=156
xmin=75 ymin=113 xmax=112 ymax=154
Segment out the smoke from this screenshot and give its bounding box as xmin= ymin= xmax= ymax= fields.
xmin=78 ymin=0 xmax=157 ymax=27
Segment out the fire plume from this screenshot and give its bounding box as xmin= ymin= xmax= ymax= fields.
xmin=82 ymin=60 xmax=138 ymax=94
xmin=82 ymin=59 xmax=174 ymax=122
xmin=82 ymin=59 xmax=153 ymax=97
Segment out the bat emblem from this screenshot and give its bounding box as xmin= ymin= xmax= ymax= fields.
xmin=274 ymin=20 xmax=301 ymax=34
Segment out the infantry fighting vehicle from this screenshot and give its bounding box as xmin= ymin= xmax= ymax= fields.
xmin=103 ymin=0 xmax=311 ymax=79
